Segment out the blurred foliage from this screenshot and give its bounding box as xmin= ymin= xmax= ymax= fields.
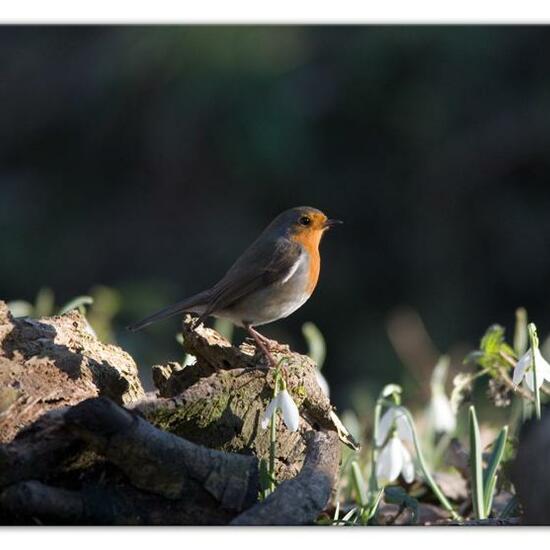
xmin=302 ymin=321 xmax=327 ymax=369
xmin=465 ymin=324 xmax=516 ymax=375
xmin=7 ymin=285 xmax=121 ymax=343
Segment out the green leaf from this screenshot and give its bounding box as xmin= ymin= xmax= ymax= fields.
xmin=35 ymin=287 xmax=55 ymax=317
xmin=7 ymin=300 xmax=34 ymax=318
xmin=483 ymin=425 xmax=508 ymax=516
xmin=469 ymin=405 xmax=486 ymax=520
xmin=513 ymin=308 xmax=528 ymax=356
xmin=363 ymin=488 xmax=384 ymax=522
xmin=499 ymin=495 xmax=518 ymax=519
xmin=302 ymin=322 xmax=326 ymax=369
xmin=59 ymin=295 xmax=94 ymax=315
xmin=333 ymin=501 xmax=340 ymax=521
xmin=350 ymin=461 xmax=368 ymax=507
xmin=341 ymin=507 xmax=357 ymax=523
xmin=466 ymin=324 xmax=516 ymax=377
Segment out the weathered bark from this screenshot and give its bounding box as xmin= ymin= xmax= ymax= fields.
xmin=0 ymin=305 xmax=344 ymax=525
xmin=0 ymin=301 xmax=144 ymax=442
xmin=141 ymin=316 xmax=355 ymax=482
xmin=1 ymin=397 xmax=259 ymax=524
xmin=231 ymin=431 xmax=340 ymax=525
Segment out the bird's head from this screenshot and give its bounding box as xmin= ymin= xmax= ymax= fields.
xmin=291 ymin=206 xmax=342 ymax=235
xmin=270 ymin=206 xmax=342 ymax=248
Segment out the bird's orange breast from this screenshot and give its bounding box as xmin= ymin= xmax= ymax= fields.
xmin=290 ymin=230 xmax=322 ymax=294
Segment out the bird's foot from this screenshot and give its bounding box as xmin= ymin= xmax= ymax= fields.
xmin=245 ymin=325 xmax=288 ymax=377
xmin=252 ymin=330 xmax=276 ymax=347
xmin=249 ymin=331 xmax=289 ymax=355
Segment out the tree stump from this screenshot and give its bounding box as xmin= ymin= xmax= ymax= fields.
xmin=0 ymin=304 xmax=347 ymax=525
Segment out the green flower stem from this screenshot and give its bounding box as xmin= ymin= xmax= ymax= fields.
xmin=369 ymin=387 xmax=401 ymax=493
xmin=267 ymin=368 xmax=283 ymax=494
xmin=368 ymin=399 xmax=383 ymax=493
xmin=528 ymin=323 xmax=541 ymax=421
xmin=399 ymin=405 xmax=461 ymax=522
xmin=268 ymin=407 xmax=277 ymax=493
xmin=514 ymin=307 xmax=528 ymax=356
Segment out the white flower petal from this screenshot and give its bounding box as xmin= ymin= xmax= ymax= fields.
xmin=525 ymin=367 xmax=546 ymax=392
xmin=260 ymin=393 xmax=280 ymax=430
xmin=513 ymin=351 xmax=530 ymax=386
xmin=279 ymin=389 xmax=300 ymax=432
xmin=400 ymin=443 xmax=415 ymax=483
xmin=376 ymin=408 xmax=396 ymax=446
xmin=534 ymin=349 xmax=550 ymax=382
xmin=430 ymin=393 xmax=456 ymax=433
xmin=376 ymin=436 xmax=403 ymax=484
xmin=520 ymin=348 xmax=549 ymax=392
xmin=315 ymin=370 xmax=330 ymax=397
xmin=524 ymin=369 xmax=534 ymax=392
xmin=394 ymin=407 xmax=414 ymax=442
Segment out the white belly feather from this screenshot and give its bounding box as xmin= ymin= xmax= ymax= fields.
xmin=216 ymin=251 xmax=312 ymax=327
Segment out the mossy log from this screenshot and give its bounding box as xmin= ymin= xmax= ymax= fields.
xmin=0 ymin=304 xmax=348 ymax=525
xmin=141 ymin=315 xmax=355 ymax=482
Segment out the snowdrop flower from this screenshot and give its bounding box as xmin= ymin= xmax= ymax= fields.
xmin=376 ymin=434 xmax=415 ymax=485
xmin=427 ymin=355 xmax=456 ymax=434
xmin=315 ymin=369 xmax=330 ymax=397
xmin=513 ymin=347 xmax=550 ymax=392
xmin=429 ymin=393 xmax=456 ymax=433
xmin=376 ymin=406 xmax=413 ymax=446
xmin=261 ymin=389 xmax=300 ymax=432
xmin=83 ymin=319 xmax=97 ymax=338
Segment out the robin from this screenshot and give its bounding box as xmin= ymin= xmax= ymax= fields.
xmin=128 ymin=206 xmax=342 ymax=367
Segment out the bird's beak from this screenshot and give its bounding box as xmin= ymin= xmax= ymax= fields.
xmin=323 ymin=218 xmax=343 ymax=229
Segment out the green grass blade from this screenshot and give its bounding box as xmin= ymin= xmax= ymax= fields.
xmin=341 ymin=507 xmax=357 ymax=522
xmin=302 ymin=322 xmax=326 ymax=369
xmin=513 ymin=307 xmax=527 ymax=356
xmin=364 ymin=488 xmax=384 ymax=522
xmin=333 ymin=501 xmax=340 ymax=521
xmin=469 ymin=405 xmax=486 ymax=519
xmin=484 ymin=475 xmax=498 ymax=517
xmin=483 ymin=425 xmax=508 ymax=516
xmin=499 ymin=495 xmax=518 ymax=519
xmin=351 ymin=461 xmax=368 ymax=507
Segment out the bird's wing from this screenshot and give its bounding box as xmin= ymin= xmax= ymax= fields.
xmin=203 ymin=237 xmax=302 ymax=317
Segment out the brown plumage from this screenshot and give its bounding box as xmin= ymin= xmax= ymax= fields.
xmin=128 ymin=206 xmax=342 ymax=367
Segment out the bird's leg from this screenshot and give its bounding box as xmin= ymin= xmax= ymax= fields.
xmin=247 ymin=327 xmax=287 ymax=353
xmin=245 ymin=325 xmax=277 ymax=369
xmin=250 ymin=329 xmax=274 ymax=346
xmin=245 ymin=325 xmax=289 ymax=386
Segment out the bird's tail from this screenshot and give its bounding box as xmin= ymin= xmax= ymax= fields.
xmin=127 ymin=292 xmax=209 ymax=332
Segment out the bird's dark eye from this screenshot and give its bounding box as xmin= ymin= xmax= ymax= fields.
xmin=299 ymin=216 xmax=311 ymax=226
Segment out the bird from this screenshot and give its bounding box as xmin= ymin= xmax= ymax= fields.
xmin=128 ymin=206 xmax=342 ymax=367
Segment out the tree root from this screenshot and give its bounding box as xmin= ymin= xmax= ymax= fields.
xmin=0 ymin=303 xmax=346 ymax=525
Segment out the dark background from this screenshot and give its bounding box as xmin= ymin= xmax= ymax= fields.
xmin=2 ymin=26 xmax=549 ymax=410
